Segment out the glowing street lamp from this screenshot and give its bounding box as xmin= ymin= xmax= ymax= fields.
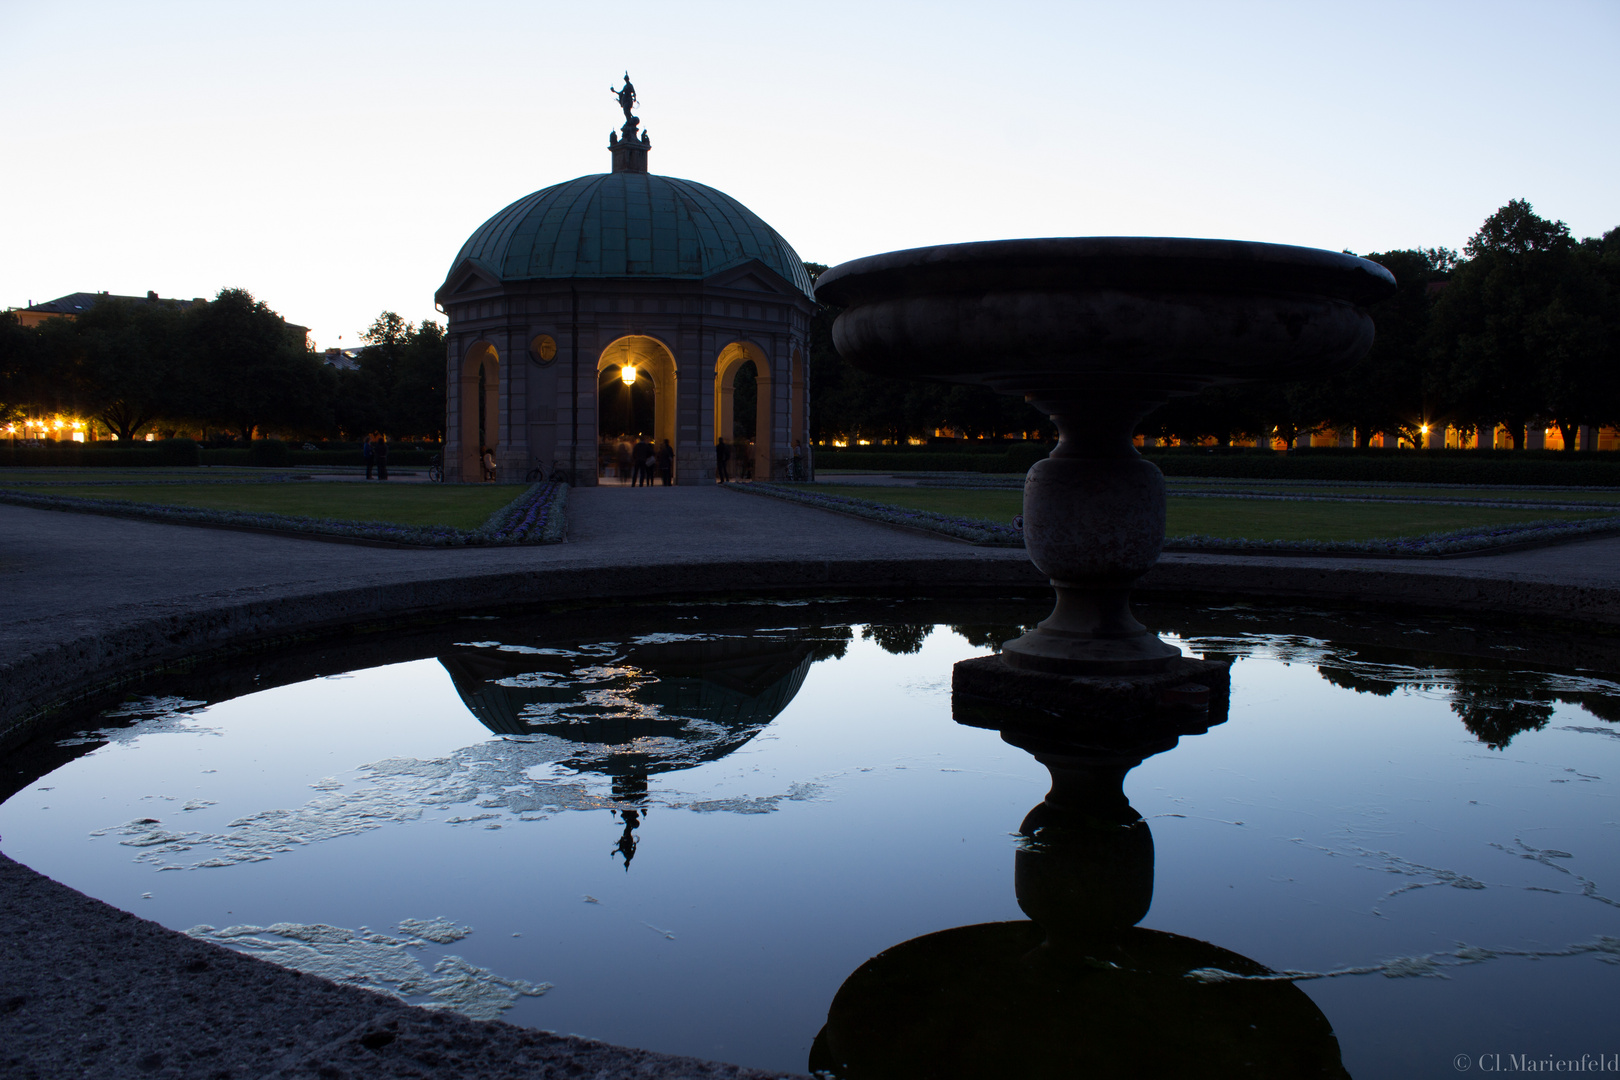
xmin=621 ymin=363 xmax=637 ymax=386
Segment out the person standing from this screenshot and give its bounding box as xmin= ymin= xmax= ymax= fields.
xmin=715 ymin=437 xmax=731 ymax=483
xmin=374 ymin=432 xmax=389 ymax=481
xmin=656 ymin=439 xmax=674 ymax=486
xmin=791 ymin=439 xmax=805 ymax=481
xmin=362 ymin=432 xmax=375 ymax=480
xmin=633 ymin=435 xmax=654 ymax=487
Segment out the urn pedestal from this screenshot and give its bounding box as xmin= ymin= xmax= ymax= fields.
xmin=815 ymin=237 xmax=1396 ymax=679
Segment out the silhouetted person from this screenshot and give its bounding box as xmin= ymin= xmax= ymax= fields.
xmin=657 ymin=439 xmax=674 ymax=485
xmin=715 ymin=437 xmax=731 ymax=483
xmin=633 ymin=436 xmax=654 ymax=487
xmin=362 ymin=432 xmax=375 ymax=480
xmin=791 ymin=439 xmax=806 ymax=481
xmin=374 ymin=432 xmax=388 ymax=481
xmin=615 ymin=438 xmax=632 ymax=483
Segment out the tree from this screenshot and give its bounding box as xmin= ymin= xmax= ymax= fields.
xmin=184 ymin=288 xmax=330 ymax=442
xmin=338 ymin=312 xmax=447 ymax=439
xmin=1310 ymin=248 xmax=1452 ymax=447
xmin=1428 ymin=200 xmax=1600 ymax=449
xmin=0 ymin=311 xmax=49 ymax=428
xmin=56 ymin=296 xmax=188 ymax=442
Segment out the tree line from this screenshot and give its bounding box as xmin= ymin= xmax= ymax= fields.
xmin=808 ymin=200 xmax=1620 ymax=450
xmin=0 ymin=288 xmax=446 ymax=443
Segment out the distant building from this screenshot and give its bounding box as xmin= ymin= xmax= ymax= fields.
xmin=8 ymin=291 xmax=310 ymax=346
xmin=322 ymin=347 xmax=364 ymax=372
xmin=9 ymin=290 xmax=204 ymax=329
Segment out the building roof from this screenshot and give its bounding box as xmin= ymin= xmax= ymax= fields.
xmin=21 ymin=291 xmax=203 ymax=315
xmin=441 ymin=172 xmax=814 ymax=300
xmin=15 ymin=291 xmax=308 ymax=340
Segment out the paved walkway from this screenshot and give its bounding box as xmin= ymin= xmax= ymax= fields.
xmin=4 ymin=484 xmax=1620 ymax=1079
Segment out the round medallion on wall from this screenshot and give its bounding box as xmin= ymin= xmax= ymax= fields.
xmin=529 ymin=334 xmax=558 ymax=365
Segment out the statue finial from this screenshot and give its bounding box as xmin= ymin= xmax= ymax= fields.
xmin=608 ymin=72 xmax=651 ymax=173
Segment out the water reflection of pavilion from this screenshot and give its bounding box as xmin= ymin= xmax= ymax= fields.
xmin=438 ymin=630 xmax=837 ymax=866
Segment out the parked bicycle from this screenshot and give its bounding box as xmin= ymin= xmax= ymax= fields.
xmin=427 ymin=453 xmax=443 ymax=483
xmin=521 ymin=460 xmax=577 ymax=485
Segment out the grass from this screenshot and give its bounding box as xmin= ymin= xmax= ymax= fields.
xmin=809 ymin=484 xmax=1606 ymax=542
xmin=0 ymin=482 xmax=519 ymax=530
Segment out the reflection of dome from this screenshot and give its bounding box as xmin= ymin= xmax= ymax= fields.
xmin=438 ymin=634 xmax=819 ymax=778
xmin=444 ymin=173 xmax=815 ymax=299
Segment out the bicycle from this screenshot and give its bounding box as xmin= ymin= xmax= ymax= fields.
xmin=427 ymin=453 xmax=443 ymax=483
xmin=523 ymin=461 xmax=577 ymax=485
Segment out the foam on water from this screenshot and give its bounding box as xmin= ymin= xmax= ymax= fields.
xmin=186 ymin=918 xmax=549 ymax=1020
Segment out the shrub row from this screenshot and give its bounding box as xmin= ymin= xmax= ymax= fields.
xmin=1 ymin=439 xmax=202 ymax=467
xmin=1 ymin=440 xmax=442 ymax=469
xmin=1146 ymin=451 xmax=1620 ymax=486
xmin=814 ymin=445 xmax=1620 ymax=486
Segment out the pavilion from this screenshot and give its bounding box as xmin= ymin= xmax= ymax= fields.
xmin=434 ymin=76 xmax=816 ymax=484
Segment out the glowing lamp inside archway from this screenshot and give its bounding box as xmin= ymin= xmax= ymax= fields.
xmin=621 ymin=364 xmax=637 ymax=386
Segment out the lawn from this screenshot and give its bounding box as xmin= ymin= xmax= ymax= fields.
xmin=808 ymin=484 xmax=1607 ymax=542
xmin=1 ymin=482 xmax=520 ymax=530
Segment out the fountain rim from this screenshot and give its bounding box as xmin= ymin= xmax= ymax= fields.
xmin=814 ymin=236 xmax=1398 ymax=309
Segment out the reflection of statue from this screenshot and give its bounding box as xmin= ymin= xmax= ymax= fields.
xmin=811 ymin=670 xmax=1351 ymax=1079
xmin=612 ymin=807 xmax=642 ymax=869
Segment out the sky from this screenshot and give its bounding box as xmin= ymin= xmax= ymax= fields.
xmin=3 ymin=0 xmax=1615 ymax=350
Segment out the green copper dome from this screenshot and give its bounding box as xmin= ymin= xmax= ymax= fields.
xmin=444 ymin=172 xmax=814 ymax=299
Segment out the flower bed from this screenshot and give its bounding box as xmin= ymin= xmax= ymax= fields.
xmin=0 ymin=481 xmax=568 ymax=547
xmin=731 ymin=482 xmax=1620 ymax=557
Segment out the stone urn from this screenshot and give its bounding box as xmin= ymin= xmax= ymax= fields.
xmin=815 ymin=238 xmax=1396 ymax=677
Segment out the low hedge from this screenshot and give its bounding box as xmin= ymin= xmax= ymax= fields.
xmin=1 ymin=438 xmax=198 ymax=467
xmin=813 ymin=445 xmax=1620 ymax=486
xmin=1146 ymin=450 xmax=1620 ymax=486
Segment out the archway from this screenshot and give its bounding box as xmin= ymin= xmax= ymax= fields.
xmin=715 ymin=341 xmax=772 ymax=480
xmin=459 ymin=341 xmax=499 ymax=482
xmin=597 ymin=335 xmax=677 ymax=483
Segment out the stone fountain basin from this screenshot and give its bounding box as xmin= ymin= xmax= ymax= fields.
xmin=814 ymin=237 xmax=1397 ymax=394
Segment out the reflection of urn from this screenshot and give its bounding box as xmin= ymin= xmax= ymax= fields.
xmin=810 ymin=677 xmax=1351 ymax=1079
xmin=817 ymin=239 xmax=1395 ymax=676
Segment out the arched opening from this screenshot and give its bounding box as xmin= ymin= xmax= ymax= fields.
xmin=460 ymin=341 xmax=500 ymax=482
xmin=596 ymin=335 xmax=677 ymax=484
xmin=715 ymin=342 xmax=772 ymax=480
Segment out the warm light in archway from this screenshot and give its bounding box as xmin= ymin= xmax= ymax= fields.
xmin=621 ymin=364 xmax=637 ymax=386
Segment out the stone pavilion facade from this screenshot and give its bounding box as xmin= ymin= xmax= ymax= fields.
xmin=434 ymin=78 xmax=816 ymax=484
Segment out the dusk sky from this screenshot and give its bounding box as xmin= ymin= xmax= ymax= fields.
xmin=3 ymin=0 xmax=1615 ymax=350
